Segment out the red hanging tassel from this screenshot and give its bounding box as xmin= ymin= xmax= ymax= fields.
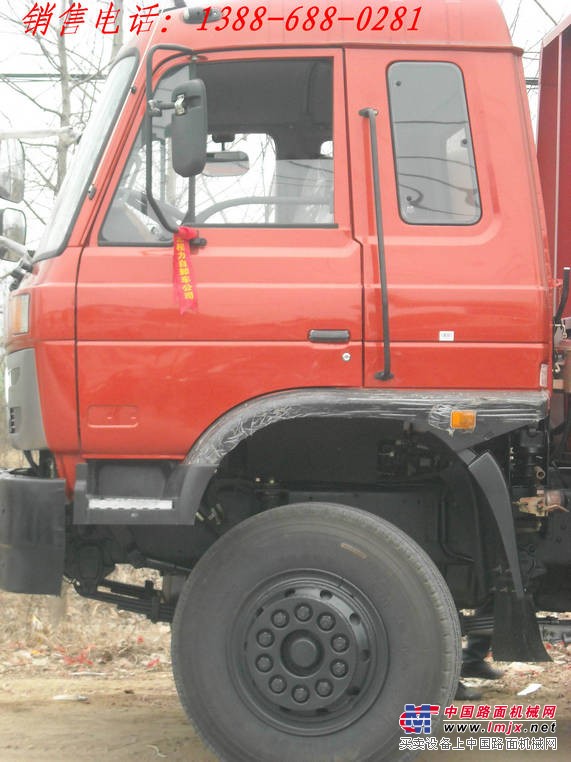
xmin=173 ymin=226 xmax=199 ymax=313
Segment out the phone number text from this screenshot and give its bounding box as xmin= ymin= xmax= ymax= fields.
xmin=197 ymin=5 xmax=423 ymax=33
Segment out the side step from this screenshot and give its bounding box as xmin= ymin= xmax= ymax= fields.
xmin=73 ymin=463 xmax=192 ymax=525
xmin=87 ymin=497 xmax=174 ymax=511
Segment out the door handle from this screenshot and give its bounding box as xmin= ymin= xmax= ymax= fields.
xmin=308 ymin=330 xmax=350 ymax=344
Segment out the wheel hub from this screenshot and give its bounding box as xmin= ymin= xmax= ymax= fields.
xmin=231 ymin=572 xmax=388 ymax=735
xmin=284 ymin=633 xmax=322 ymax=673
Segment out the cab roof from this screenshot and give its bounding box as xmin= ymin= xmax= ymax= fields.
xmin=138 ymin=0 xmax=514 ymax=54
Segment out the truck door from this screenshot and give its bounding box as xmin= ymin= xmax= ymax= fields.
xmin=345 ymin=50 xmax=550 ymax=390
xmin=75 ymin=50 xmax=362 ymax=457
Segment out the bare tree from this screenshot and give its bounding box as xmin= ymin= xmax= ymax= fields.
xmin=0 ymin=1 xmax=125 ymax=237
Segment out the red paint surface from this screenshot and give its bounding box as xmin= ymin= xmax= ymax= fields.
xmin=4 ymin=1 xmax=555 ymax=491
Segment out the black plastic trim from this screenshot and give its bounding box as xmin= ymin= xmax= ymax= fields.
xmin=73 ymin=462 xmax=212 ymax=526
xmin=460 ymin=449 xmax=524 ymax=598
xmin=0 ymin=471 xmax=66 ymax=595
xmin=70 ymin=390 xmax=549 ymax=529
xmin=174 ymin=388 xmax=548 ymax=521
xmin=185 ymin=388 xmax=549 ymax=467
xmin=308 ymin=329 xmax=350 ymax=343
xmin=359 ymin=106 xmax=392 ymax=380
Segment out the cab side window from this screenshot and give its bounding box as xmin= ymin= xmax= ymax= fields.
xmin=101 ymin=58 xmax=334 ymax=244
xmin=387 ymin=62 xmax=481 ymax=226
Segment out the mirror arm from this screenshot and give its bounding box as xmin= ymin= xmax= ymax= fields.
xmin=4 ymin=251 xmax=33 ymax=291
xmin=0 ymin=235 xmax=28 ymax=261
xmin=8 ymin=266 xmax=29 ymax=291
xmin=145 ymin=44 xmax=196 ymax=235
xmin=147 ymin=99 xmax=176 ymax=116
xmin=144 ymin=115 xmax=178 ymax=234
xmin=145 ymin=44 xmax=196 ymax=104
xmin=183 ymin=177 xmax=196 ymax=225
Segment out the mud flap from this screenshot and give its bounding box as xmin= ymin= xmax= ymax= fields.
xmin=0 ymin=470 xmax=66 ymax=595
xmin=492 ymin=591 xmax=551 ymax=662
xmin=461 ymin=450 xmax=551 ymax=662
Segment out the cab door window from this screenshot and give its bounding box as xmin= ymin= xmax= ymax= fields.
xmin=101 ymin=58 xmax=334 ymax=244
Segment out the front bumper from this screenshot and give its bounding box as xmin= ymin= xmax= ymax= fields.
xmin=0 ymin=470 xmax=66 ymax=595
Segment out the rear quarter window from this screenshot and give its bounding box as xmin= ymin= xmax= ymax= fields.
xmin=387 ymin=61 xmax=481 ymax=226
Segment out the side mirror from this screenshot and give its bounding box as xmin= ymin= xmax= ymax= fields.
xmin=0 ymin=138 xmax=25 ymax=203
xmin=0 ymin=208 xmax=26 ymax=244
xmin=0 ymin=208 xmax=27 ymax=262
xmin=171 ymin=79 xmax=207 ymax=178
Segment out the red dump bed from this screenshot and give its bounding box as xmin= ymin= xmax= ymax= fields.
xmin=538 ymin=15 xmax=571 ymax=289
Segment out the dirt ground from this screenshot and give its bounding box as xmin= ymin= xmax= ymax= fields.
xmin=0 ymin=651 xmax=569 ymax=761
xmin=0 ymin=668 xmax=568 ymax=762
xmin=0 ymin=673 xmax=213 ymax=761
xmin=0 ymin=586 xmax=569 ymax=761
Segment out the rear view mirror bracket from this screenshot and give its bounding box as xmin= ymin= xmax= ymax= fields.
xmin=144 ymin=44 xmax=197 ymax=234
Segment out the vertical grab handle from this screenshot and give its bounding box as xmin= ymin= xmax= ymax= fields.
xmin=359 ymin=107 xmax=393 ymax=381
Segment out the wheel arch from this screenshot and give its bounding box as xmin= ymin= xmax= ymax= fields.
xmin=178 ymin=388 xmax=548 ymax=607
xmin=181 ymin=386 xmax=547 ymax=511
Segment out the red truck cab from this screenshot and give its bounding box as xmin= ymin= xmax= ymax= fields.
xmin=1 ymin=3 xmax=569 ymax=760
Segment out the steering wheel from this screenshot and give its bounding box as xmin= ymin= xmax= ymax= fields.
xmin=195 ymin=195 xmax=332 ymax=224
xmin=117 ymin=188 xmax=182 ymax=235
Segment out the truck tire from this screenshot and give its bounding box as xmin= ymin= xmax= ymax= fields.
xmin=171 ymin=503 xmax=460 ymax=762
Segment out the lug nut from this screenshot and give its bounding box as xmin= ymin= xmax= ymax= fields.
xmin=256 ymin=655 xmax=273 ymax=673
xmin=318 ymin=613 xmax=335 ymax=631
xmin=295 ymin=604 xmax=312 ymax=622
xmin=257 ymin=629 xmax=274 ymax=647
xmin=270 ymin=676 xmax=286 ymax=694
xmin=331 ymin=660 xmax=348 ymax=678
xmin=292 ymin=686 xmax=309 ymax=703
xmin=316 ymin=680 xmax=333 ymax=697
xmin=272 ymin=610 xmax=289 ymax=628
xmin=332 ymin=635 xmax=349 ymax=653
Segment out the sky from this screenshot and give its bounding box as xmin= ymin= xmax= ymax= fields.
xmin=501 ymin=0 xmax=568 ymax=45
xmin=499 ymin=0 xmax=569 ymax=93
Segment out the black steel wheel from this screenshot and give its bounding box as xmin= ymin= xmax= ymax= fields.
xmin=230 ymin=569 xmax=389 ymax=736
xmin=171 ymin=503 xmax=460 ymax=762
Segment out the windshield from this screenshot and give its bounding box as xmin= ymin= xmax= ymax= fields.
xmin=34 ymin=54 xmax=137 ymax=261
